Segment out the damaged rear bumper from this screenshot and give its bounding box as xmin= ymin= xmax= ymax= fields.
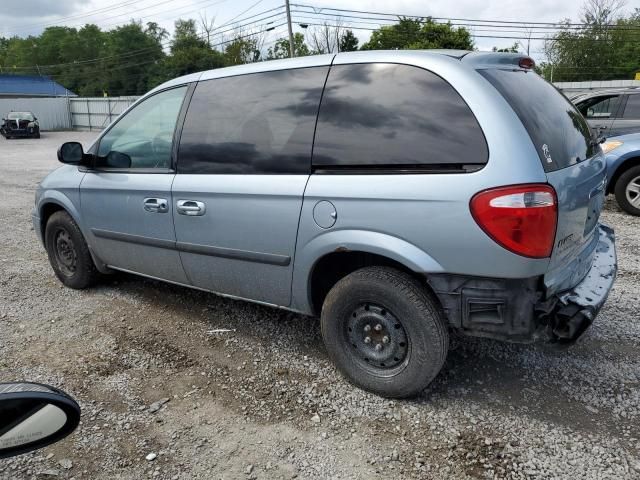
xmin=427 ymin=224 xmax=617 ymax=345
xmin=536 ymin=224 xmax=617 ymax=344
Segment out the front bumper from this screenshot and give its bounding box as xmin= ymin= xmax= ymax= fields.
xmin=537 ymin=224 xmax=617 ymax=344
xmin=428 ymin=224 xmax=617 ymax=345
xmin=3 ymin=130 xmax=37 ymax=137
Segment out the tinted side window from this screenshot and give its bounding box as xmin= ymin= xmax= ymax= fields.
xmin=178 ymin=67 xmax=329 ymax=174
xmin=312 ymin=63 xmax=488 ymax=168
xmin=623 ymin=95 xmax=640 ymax=119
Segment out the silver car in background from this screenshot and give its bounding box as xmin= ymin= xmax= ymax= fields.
xmin=33 ymin=50 xmax=617 ymax=398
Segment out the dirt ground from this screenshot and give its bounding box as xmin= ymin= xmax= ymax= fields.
xmin=1 ymin=132 xmax=639 ymax=480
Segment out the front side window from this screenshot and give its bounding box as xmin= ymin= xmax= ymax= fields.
xmin=312 ymin=63 xmax=488 ymax=169
xmin=97 ymin=86 xmax=187 ymax=169
xmin=576 ymin=95 xmax=622 ymax=119
xmin=178 ymin=67 xmax=329 ymax=174
xmin=622 ymin=95 xmax=640 ymax=119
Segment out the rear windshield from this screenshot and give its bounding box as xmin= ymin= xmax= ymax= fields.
xmin=479 ymin=69 xmax=596 ymax=172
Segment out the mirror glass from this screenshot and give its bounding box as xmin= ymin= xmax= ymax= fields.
xmin=0 ymin=383 xmax=80 ymax=459
xmin=58 ymin=142 xmax=84 ymax=164
xmin=0 ymin=401 xmax=67 ymax=448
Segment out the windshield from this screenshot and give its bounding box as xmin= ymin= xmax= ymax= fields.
xmin=479 ymin=69 xmax=597 ymax=172
xmin=7 ymin=112 xmax=34 ymax=121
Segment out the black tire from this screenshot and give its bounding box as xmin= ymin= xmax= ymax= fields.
xmin=614 ymin=165 xmax=640 ymax=216
xmin=45 ymin=211 xmax=100 ymax=289
xmin=321 ymin=266 xmax=448 ymax=398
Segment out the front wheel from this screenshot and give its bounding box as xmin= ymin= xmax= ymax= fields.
xmin=614 ymin=165 xmax=640 ymax=216
xmin=45 ymin=211 xmax=100 ymax=289
xmin=321 ymin=266 xmax=449 ymax=398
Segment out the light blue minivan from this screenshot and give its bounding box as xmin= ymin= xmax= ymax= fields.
xmin=34 ymin=50 xmax=617 ymax=397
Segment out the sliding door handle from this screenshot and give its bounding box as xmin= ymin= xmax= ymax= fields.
xmin=177 ymin=200 xmax=206 ymax=216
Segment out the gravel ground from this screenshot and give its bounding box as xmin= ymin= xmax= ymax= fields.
xmin=1 ymin=132 xmax=639 ymax=480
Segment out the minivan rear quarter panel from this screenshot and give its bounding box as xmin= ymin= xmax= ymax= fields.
xmin=291 ymin=51 xmax=551 ymax=314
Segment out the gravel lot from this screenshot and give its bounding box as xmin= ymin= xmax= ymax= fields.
xmin=1 ymin=132 xmax=639 ymax=480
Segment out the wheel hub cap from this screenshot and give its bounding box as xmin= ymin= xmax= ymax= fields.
xmin=626 ymin=175 xmax=640 ymax=208
xmin=347 ymin=304 xmax=408 ymax=369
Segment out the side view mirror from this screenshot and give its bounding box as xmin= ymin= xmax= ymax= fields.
xmin=587 ymin=108 xmax=594 ymax=117
xmin=57 ymin=142 xmax=87 ymax=165
xmin=0 ymin=382 xmax=80 ymax=459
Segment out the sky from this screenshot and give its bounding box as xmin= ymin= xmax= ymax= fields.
xmin=0 ymin=0 xmax=637 ymax=62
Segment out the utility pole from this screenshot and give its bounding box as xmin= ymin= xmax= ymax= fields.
xmin=285 ymin=0 xmax=295 ymax=58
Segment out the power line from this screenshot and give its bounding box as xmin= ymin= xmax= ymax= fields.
xmin=291 ymin=8 xmax=640 ymax=33
xmin=292 ymin=3 xmax=640 ymax=30
xmin=291 ymin=19 xmax=640 ymax=43
xmin=8 ymin=7 xmax=286 ymax=71
xmin=2 ymin=0 xmax=148 ymax=34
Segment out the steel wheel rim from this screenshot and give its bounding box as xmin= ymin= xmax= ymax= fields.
xmin=53 ymin=228 xmax=77 ymax=277
xmin=626 ymin=175 xmax=640 ymax=208
xmin=345 ymin=303 xmax=410 ymax=376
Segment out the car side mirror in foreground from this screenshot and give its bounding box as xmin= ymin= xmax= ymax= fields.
xmin=57 ymin=142 xmax=87 ymax=165
xmin=0 ymin=382 xmax=80 ymax=459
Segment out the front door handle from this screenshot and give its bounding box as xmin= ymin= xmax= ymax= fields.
xmin=144 ymin=197 xmax=168 ymax=213
xmin=177 ymin=200 xmax=206 ymax=216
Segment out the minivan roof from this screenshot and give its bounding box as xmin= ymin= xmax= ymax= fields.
xmin=151 ymin=50 xmax=533 ymax=94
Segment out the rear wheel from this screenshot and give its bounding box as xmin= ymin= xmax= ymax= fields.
xmin=45 ymin=211 xmax=100 ymax=289
xmin=321 ymin=266 xmax=448 ymax=398
xmin=614 ymin=165 xmax=640 ymax=216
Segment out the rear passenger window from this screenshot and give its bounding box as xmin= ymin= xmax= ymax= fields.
xmin=178 ymin=67 xmax=328 ymax=174
xmin=312 ymin=63 xmax=488 ymax=169
xmin=623 ymin=95 xmax=640 ymax=119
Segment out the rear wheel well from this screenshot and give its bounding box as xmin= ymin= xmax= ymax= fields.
xmin=40 ymin=203 xmax=65 ymax=242
xmin=608 ymin=157 xmax=640 ymax=194
xmin=309 ymin=251 xmax=427 ymax=316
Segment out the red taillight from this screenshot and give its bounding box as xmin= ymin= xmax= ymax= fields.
xmin=518 ymin=57 xmax=535 ymax=69
xmin=470 ymin=184 xmax=557 ymax=258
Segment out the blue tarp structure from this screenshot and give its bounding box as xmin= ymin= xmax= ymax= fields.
xmin=0 ymin=74 xmax=76 ymax=97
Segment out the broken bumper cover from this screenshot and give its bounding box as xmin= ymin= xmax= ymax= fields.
xmin=428 ymin=224 xmax=617 ymax=345
xmin=538 ymin=224 xmax=617 ymax=344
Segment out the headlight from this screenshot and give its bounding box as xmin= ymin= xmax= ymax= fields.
xmin=601 ymin=140 xmax=623 ymax=154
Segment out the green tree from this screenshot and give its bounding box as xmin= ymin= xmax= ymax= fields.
xmin=164 ymin=19 xmax=224 ymax=77
xmin=361 ymin=18 xmax=474 ymax=50
xmin=224 ymin=36 xmax=260 ymax=66
xmin=545 ymin=0 xmax=639 ymax=81
xmin=339 ymin=29 xmax=359 ymax=52
xmin=492 ymin=43 xmax=520 ymax=53
xmin=266 ymin=32 xmax=310 ymax=59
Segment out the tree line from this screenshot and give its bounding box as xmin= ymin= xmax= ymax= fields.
xmin=0 ymin=0 xmax=637 ymax=96
xmin=0 ymin=17 xmax=477 ymax=97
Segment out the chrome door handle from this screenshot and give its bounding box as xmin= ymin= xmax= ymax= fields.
xmin=144 ymin=197 xmax=168 ymax=213
xmin=177 ymin=200 xmax=206 ymax=216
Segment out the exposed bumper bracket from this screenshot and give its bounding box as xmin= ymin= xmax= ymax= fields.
xmin=540 ymin=224 xmax=617 ymax=344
